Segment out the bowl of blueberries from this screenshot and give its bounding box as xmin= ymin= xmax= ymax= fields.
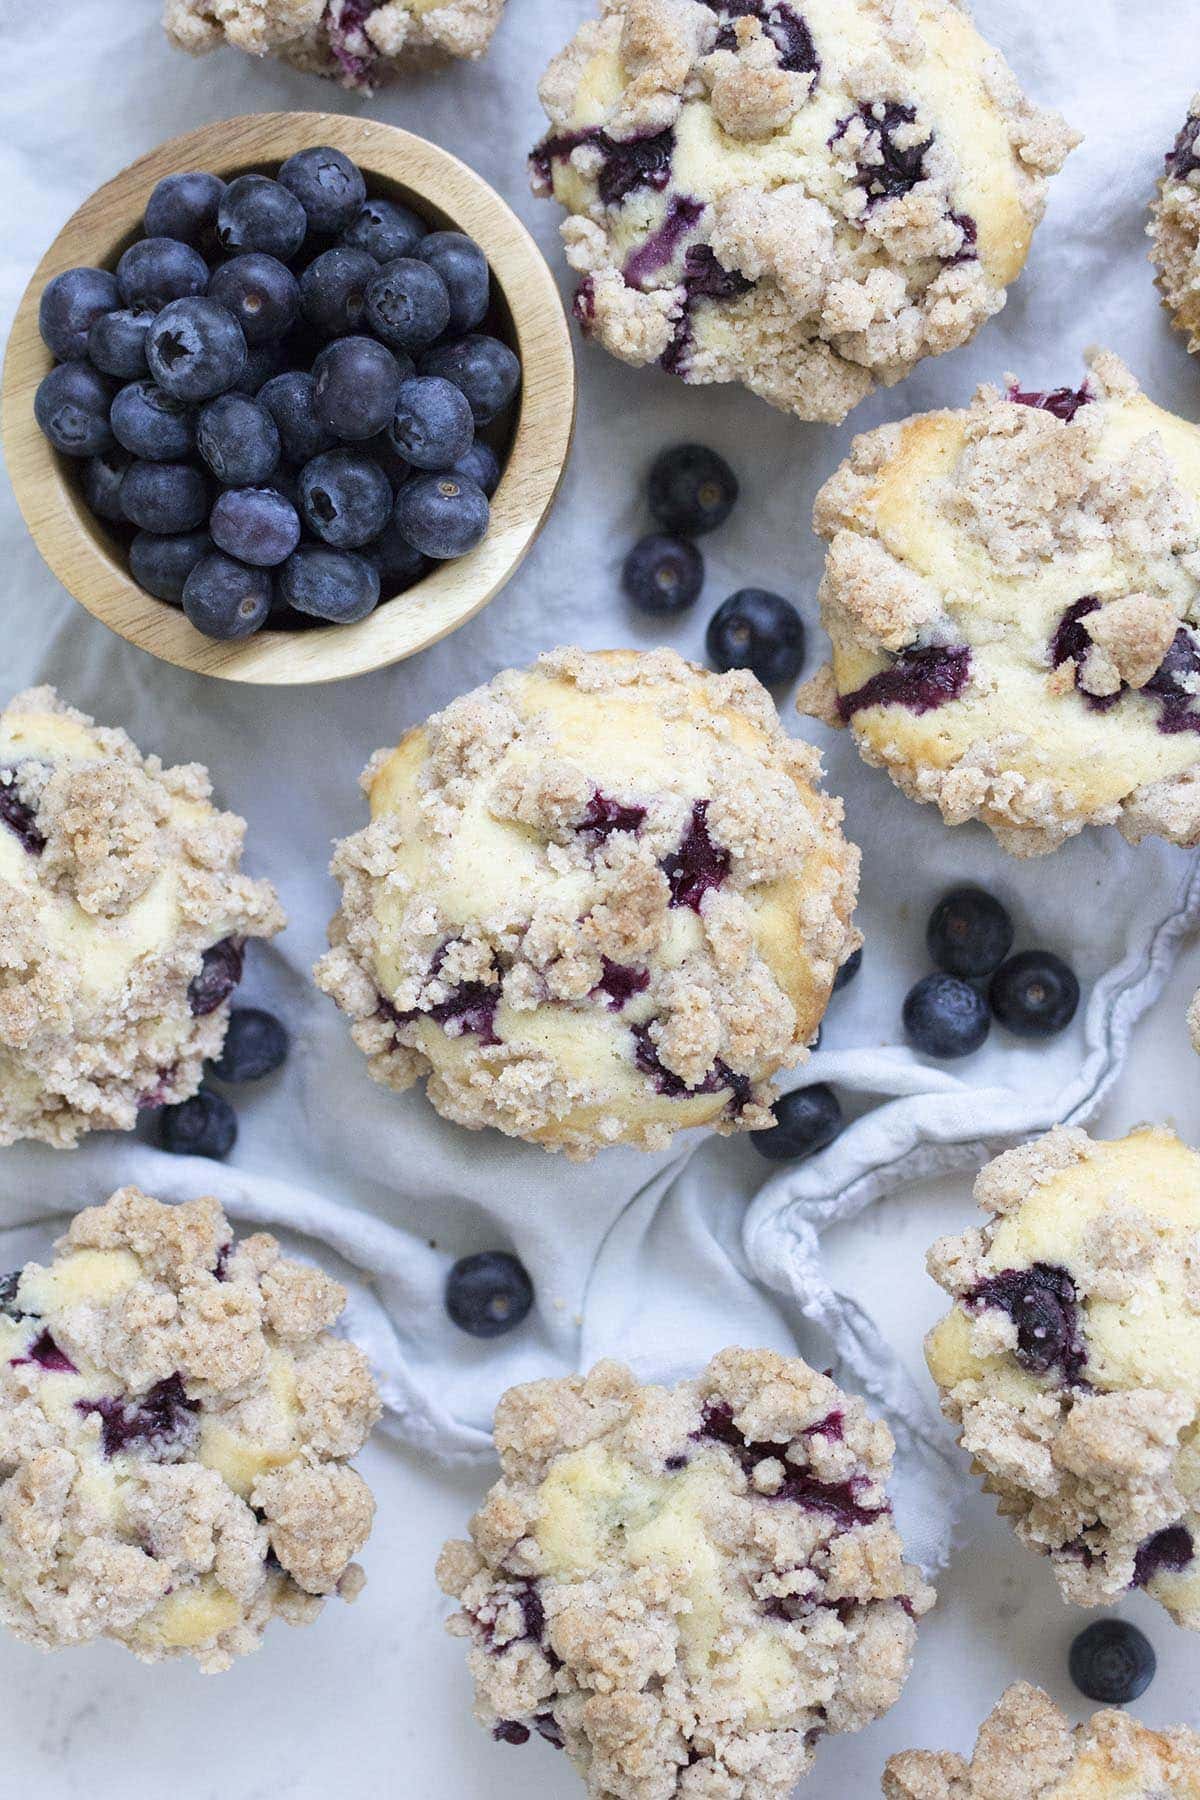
xmin=2 ymin=112 xmax=576 ymax=683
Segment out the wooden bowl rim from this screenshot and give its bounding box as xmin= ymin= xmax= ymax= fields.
xmin=1 ymin=111 xmax=576 ymax=686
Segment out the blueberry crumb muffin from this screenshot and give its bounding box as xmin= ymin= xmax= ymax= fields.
xmin=883 ymin=1681 xmax=1200 ymax=1798
xmin=0 ymin=1186 xmax=380 ymax=1669
xmin=438 ymin=1350 xmax=934 ymax=1797
xmin=1150 ymin=96 xmax=1200 ymax=354
xmin=800 ymin=350 xmax=1200 ymax=855
xmin=926 ymin=1125 xmax=1200 ymax=1630
xmin=530 ymin=0 xmax=1077 ymax=423
xmin=314 ymin=646 xmax=860 ymax=1159
xmin=0 ymin=686 xmax=284 ymax=1148
xmin=163 ymin=0 xmax=506 ymax=89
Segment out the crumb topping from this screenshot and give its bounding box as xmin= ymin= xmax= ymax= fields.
xmin=438 ymin=1349 xmax=934 ymax=1797
xmin=314 ymin=647 xmax=859 ymax=1159
xmin=0 ymin=1187 xmax=380 ymax=1670
xmin=1150 ymin=95 xmax=1200 ymax=356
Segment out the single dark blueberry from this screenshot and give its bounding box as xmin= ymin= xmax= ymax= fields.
xmin=144 ymin=170 xmax=226 ymax=246
xmin=210 ymin=487 xmax=301 ymax=567
xmin=592 ymin=958 xmax=651 ymax=1010
xmin=196 ymin=392 xmax=281 ymax=486
xmin=417 ymin=232 xmax=490 ymax=335
xmin=119 ymin=460 xmax=208 ymax=534
xmin=182 ymin=553 xmax=273 ymax=640
xmin=258 ymin=371 xmax=337 ymax=464
xmin=837 ymin=644 xmax=972 ymax=720
xmin=111 ymin=380 xmax=195 ymax=461
xmin=299 ymin=245 xmax=378 ymax=337
xmin=39 ymin=265 xmax=121 ymax=360
xmin=210 ymin=1007 xmax=290 ymax=1082
xmin=927 ymin=886 xmax=1014 ymax=980
xmin=0 ymin=776 xmax=46 ymax=856
xmin=78 ymin=1372 xmax=201 ymax=1458
xmin=278 ymin=545 xmax=380 ymax=623
xmin=391 ymin=472 xmax=490 ymax=560
xmin=0 ymin=1272 xmax=27 ymax=1320
xmin=117 ymin=237 xmax=209 ymax=310
xmin=970 ymin=1263 xmax=1085 ymax=1381
xmin=208 ymin=253 xmax=300 ymax=345
xmin=362 ymin=504 xmax=427 ymax=590
xmin=1133 ymin=1525 xmax=1195 ymax=1589
xmin=17 ymin=1330 xmax=78 ymax=1374
xmin=662 ymin=800 xmax=730 ymax=911
xmin=299 ymin=449 xmax=393 ymax=549
xmin=364 ymin=257 xmax=451 ymax=352
xmin=388 ymin=375 xmax=474 ymax=470
xmin=836 ymin=102 xmax=933 ymax=201
xmin=146 ymin=297 xmax=247 ymax=402
xmin=130 ymin=529 xmax=212 ymax=604
xmin=34 ymin=361 xmax=115 ymax=458
xmin=341 ymin=196 xmax=426 ymax=263
xmin=158 ymin=1089 xmax=238 ymax=1159
xmin=622 ymin=534 xmax=704 ymax=614
xmin=648 ymin=443 xmax=738 ymax=536
xmin=707 ymin=589 xmax=805 ymax=686
xmin=217 ymin=174 xmax=307 ymax=261
xmin=312 ymin=335 xmax=404 ymax=441
xmin=1069 ymin=1620 xmax=1156 ymax=1705
xmin=88 ymin=305 xmax=157 ymax=379
xmin=1008 ymin=383 xmax=1092 ymax=423
xmin=80 ymin=447 xmax=134 ymax=522
xmin=418 ymin=334 xmax=521 ymax=425
xmin=751 ymin=1083 xmax=843 ymax=1162
xmin=450 ymin=440 xmax=501 ymax=497
xmin=577 ymin=790 xmax=647 ymax=842
xmin=278 ymin=145 xmax=367 ymax=235
xmin=989 ymin=951 xmax=1080 ymax=1039
xmin=833 ymin=946 xmax=862 ymax=991
xmin=188 ymin=937 xmax=246 ymax=1016
xmin=445 ymin=1251 xmax=534 ymax=1339
xmin=230 ymin=338 xmax=287 ymax=397
xmin=903 ymin=973 xmax=990 ymax=1059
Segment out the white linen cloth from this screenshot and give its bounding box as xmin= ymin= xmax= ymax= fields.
xmin=3 ymin=0 xmax=1200 ymax=1575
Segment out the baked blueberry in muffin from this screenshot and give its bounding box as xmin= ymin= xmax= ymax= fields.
xmin=1150 ymin=95 xmax=1200 ymax=355
xmin=0 ymin=686 xmax=284 ymax=1147
xmin=801 ymin=351 xmax=1200 ymax=854
xmin=0 ymin=1186 xmax=380 ymax=1669
xmin=438 ymin=1350 xmax=934 ymax=1797
xmin=314 ymin=646 xmax=860 ymax=1158
xmin=530 ymin=0 xmax=1077 ymax=423
xmin=926 ymin=1126 xmax=1200 ymax=1631
xmin=884 ymin=1682 xmax=1200 ymax=1798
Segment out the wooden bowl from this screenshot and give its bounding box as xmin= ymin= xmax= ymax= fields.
xmin=2 ymin=112 xmax=576 ymax=685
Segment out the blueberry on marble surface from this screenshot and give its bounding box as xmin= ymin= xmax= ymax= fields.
xmin=211 ymin=1007 xmax=289 ymax=1083
xmin=446 ymin=1252 xmax=534 ymax=1339
xmin=158 ymin=1089 xmax=238 ymax=1159
xmin=622 ymin=534 xmax=703 ymax=613
xmin=648 ymin=443 xmax=738 ymax=536
xmin=903 ymin=972 xmax=990 ymax=1058
xmin=990 ymin=951 xmax=1079 ymax=1038
xmin=1069 ymin=1620 xmax=1156 ymax=1705
xmin=751 ymin=1083 xmax=844 ymax=1162
xmin=926 ymin=886 xmax=1014 ymax=980
xmin=707 ymin=588 xmax=805 ymax=685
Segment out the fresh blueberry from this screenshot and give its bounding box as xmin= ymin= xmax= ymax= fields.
xmin=312 ymin=335 xmax=404 ymax=440
xmin=360 ymin=430 xmax=411 ymax=490
xmin=158 ymin=1089 xmax=237 ymax=1159
xmin=258 ymin=371 xmax=336 ymax=464
xmin=182 ymin=552 xmax=273 ymax=639
xmin=388 ymin=375 xmax=474 ymax=470
xmin=445 ymin=1251 xmax=534 ymax=1338
xmin=38 ymin=266 xmax=120 ymax=360
xmin=751 ymin=1083 xmax=844 ymax=1162
xmin=196 ymin=392 xmax=281 ymax=486
xmin=230 ymin=337 xmax=286 ymax=396
xmin=80 ymin=447 xmax=133 ymax=521
xmin=87 ymin=305 xmax=156 ymax=379
xmin=419 ymin=334 xmax=520 ymax=424
xmin=117 ymin=237 xmax=209 ymax=309
xmin=648 ymin=443 xmax=738 ymax=536
xmin=622 ymin=533 xmax=703 ymax=613
xmin=298 ymin=449 xmax=392 ymax=548
xmin=299 ymin=245 xmax=378 ymax=336
xmin=217 ymin=175 xmax=307 ymax=261
xmin=391 ymin=471 xmax=490 ymax=559
xmin=833 ymin=946 xmax=862 ymax=991
xmin=211 ymin=1006 xmax=289 ymax=1082
xmin=990 ymin=951 xmax=1080 ymax=1039
xmin=208 ymin=253 xmax=300 ymax=344
xmin=903 ymin=973 xmax=990 ymax=1059
xmin=927 ymin=887 xmax=1014 ymax=980
xmin=278 ymin=145 xmax=366 ymax=235
xmin=342 ymin=196 xmax=425 ymax=263
xmin=450 ymin=440 xmax=500 ymax=497
xmin=362 ymin=509 xmax=426 ymax=588
xmin=110 ymin=380 xmax=194 ymax=461
xmin=146 ymin=297 xmax=247 ymax=402
xmin=119 ymin=460 xmax=208 ymax=533
xmin=144 ymin=170 xmax=226 ymax=246
xmin=365 ymin=258 xmax=450 ymax=353
xmin=707 ymin=589 xmax=804 ymax=686
xmin=278 ymin=545 xmax=380 ymax=623
xmin=210 ymin=487 xmax=299 ymax=567
xmin=1069 ymin=1620 xmax=1156 ymax=1705
xmin=129 ymin=529 xmax=211 ymax=603
xmin=417 ymin=232 xmax=489 ymax=334
xmin=34 ymin=361 xmax=115 ymax=457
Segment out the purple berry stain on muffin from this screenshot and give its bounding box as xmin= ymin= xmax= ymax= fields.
xmin=1008 ymin=382 xmax=1092 ymax=422
xmin=968 ymin=1263 xmax=1087 ymax=1384
xmin=838 ymin=644 xmax=972 ymax=721
xmin=631 ymin=1023 xmax=751 ymax=1111
xmin=1049 ymin=598 xmax=1121 ymax=713
xmin=702 ymin=0 xmax=819 ymax=75
xmin=1168 ymin=113 xmax=1200 ymax=180
xmin=662 ymin=800 xmax=730 ymax=910
xmin=0 ymin=773 xmax=46 ymax=856
xmin=576 ymin=789 xmax=647 ymax=843
xmin=833 ymin=103 xmax=933 ymax=202
xmin=188 ymin=936 xmax=246 ymax=1017
xmin=77 ymin=1372 xmax=200 ymax=1459
xmin=1133 ymin=1524 xmax=1195 ymax=1589
xmin=696 ymin=1401 xmax=886 ymax=1528
xmin=1143 ymin=631 xmax=1200 ymax=735
xmin=661 ymin=246 xmax=755 ymax=376
xmin=12 ymin=1330 xmax=78 ymax=1375
xmin=593 ymin=959 xmax=651 ymax=1010
xmin=624 ymin=197 xmax=706 ymax=288
xmin=532 ymin=127 xmax=676 ymax=209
